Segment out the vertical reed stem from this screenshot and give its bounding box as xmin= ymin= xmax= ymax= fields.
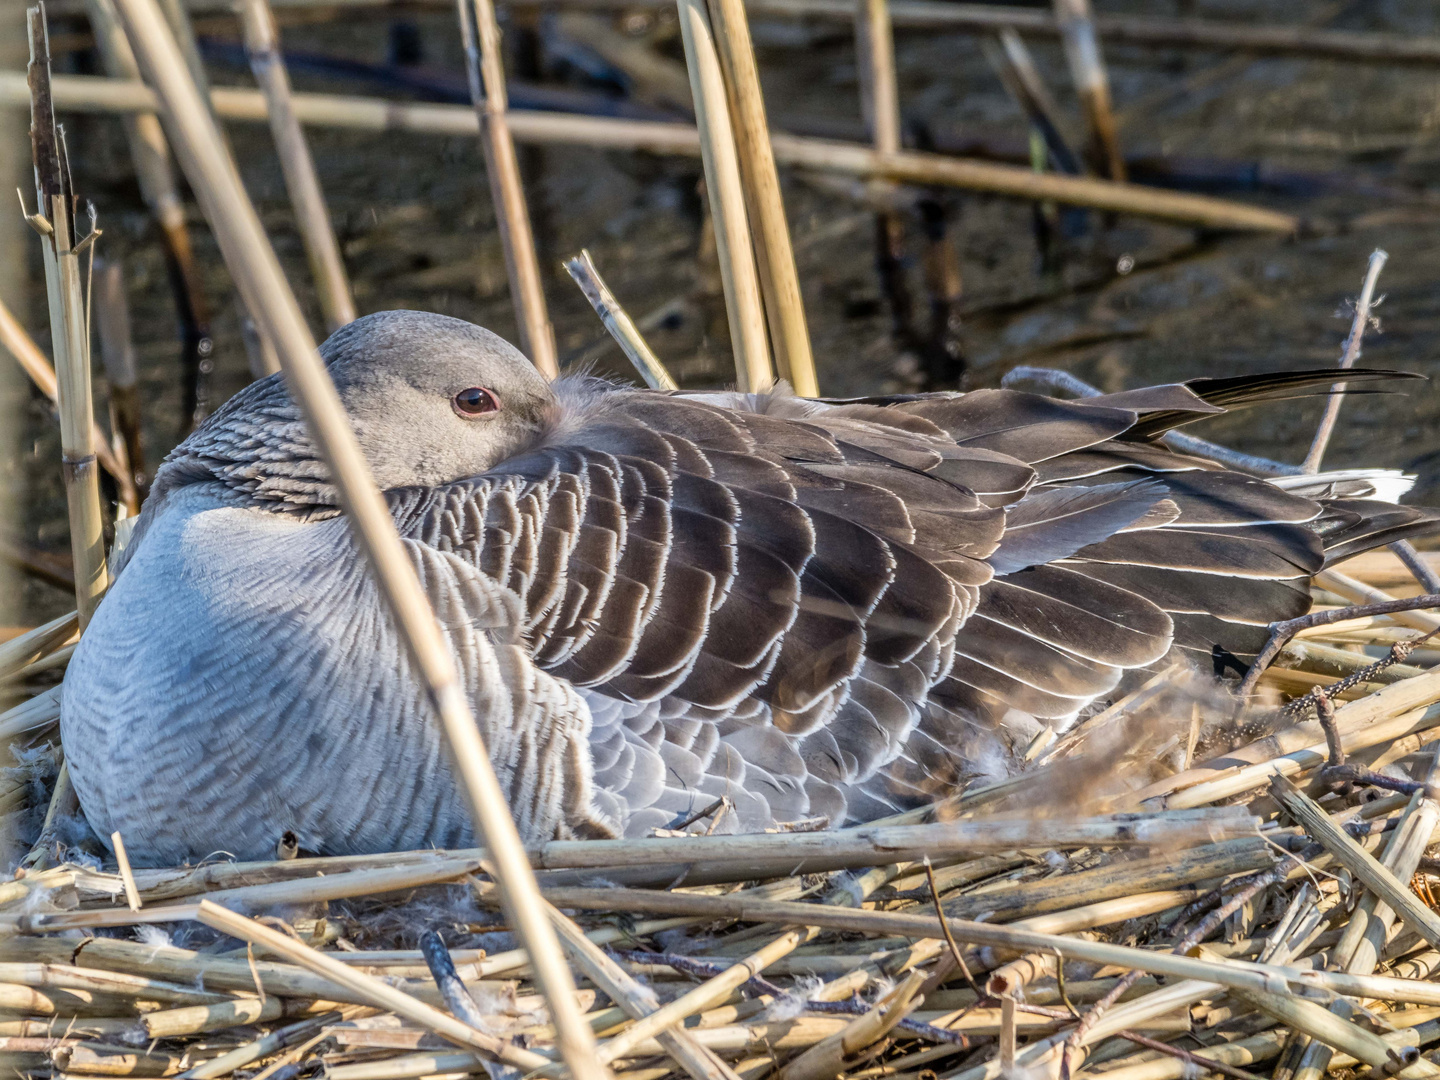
xmin=83 ymin=0 xmax=213 ymax=439
xmin=93 ymin=258 xmax=146 ymax=501
xmin=675 ymin=0 xmax=773 ymax=392
xmin=240 ymin=0 xmax=355 ymax=333
xmin=856 ymin=0 xmax=900 ymax=160
xmin=855 ymin=0 xmax=917 ymax=371
xmin=0 ymin=292 xmax=132 ymax=502
xmin=1052 ymin=0 xmax=1125 ymax=181
xmin=457 ymin=0 xmax=558 ymax=378
xmin=707 ymin=0 xmax=817 ymax=396
xmin=26 ymin=5 xmax=109 ymax=628
xmin=157 ymin=0 xmax=225 ymax=429
xmin=106 ymin=3 xmax=605 ymax=1077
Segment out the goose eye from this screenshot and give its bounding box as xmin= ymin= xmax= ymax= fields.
xmin=453 ymin=386 xmax=500 ymax=417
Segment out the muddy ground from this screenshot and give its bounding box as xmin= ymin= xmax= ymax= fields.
xmin=7 ymin=0 xmax=1440 ymax=625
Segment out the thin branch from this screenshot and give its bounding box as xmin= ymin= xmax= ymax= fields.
xmin=1303 ymin=248 xmax=1388 ymax=473
xmin=1236 ymin=593 xmax=1440 ymax=701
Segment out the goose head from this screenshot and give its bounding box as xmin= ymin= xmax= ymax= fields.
xmin=322 ymin=309 xmax=557 ymax=490
xmin=150 ymin=311 xmax=557 ymax=516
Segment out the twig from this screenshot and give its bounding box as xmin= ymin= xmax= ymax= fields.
xmin=564 ymin=249 xmax=677 ymax=390
xmin=1237 ymin=594 xmax=1440 ymax=701
xmin=457 ymin=0 xmax=557 ymax=376
xmin=1114 ymin=1028 xmax=1271 ymax=1080
xmin=674 ymin=0 xmax=773 ymax=391
xmin=922 ymin=859 xmax=981 ymax=995
xmin=1393 ymin=541 xmax=1440 ymax=594
xmin=240 ymin=0 xmax=355 ymax=332
xmin=101 ymin=3 xmax=605 ymax=1076
xmin=1321 ymin=764 xmax=1432 ymax=797
xmin=1303 ymin=248 xmax=1388 ymax=473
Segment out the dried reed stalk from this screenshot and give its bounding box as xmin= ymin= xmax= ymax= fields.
xmin=547 ymin=903 xmax=740 ymax=1080
xmin=708 ymin=0 xmax=817 ymax=395
xmin=675 ymin=0 xmax=773 ymax=391
xmin=0 ymin=294 xmax=133 ymax=508
xmin=193 ymin=901 xmax=551 ymax=1070
xmin=0 ymin=71 xmax=1302 ymax=232
xmin=99 ymin=2 xmax=604 ymax=1074
xmin=1051 ymin=0 xmax=1123 ymax=181
xmin=564 ymin=250 xmax=677 ymax=390
xmin=0 ymin=611 xmax=76 ymax=680
xmin=457 ymin=0 xmax=558 ymax=377
xmin=25 ymin=8 xmax=109 ymax=628
xmin=92 ymin=259 xmax=145 ymax=502
xmin=1269 ymin=774 xmax=1440 ymax=950
xmin=239 ymin=0 xmax=355 ymax=331
xmin=82 ymin=0 xmax=213 ymax=440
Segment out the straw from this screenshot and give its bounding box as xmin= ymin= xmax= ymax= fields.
xmin=707 ymin=0 xmax=818 ymax=395
xmin=239 ymin=0 xmax=356 ymax=331
xmin=457 ymin=0 xmax=558 ymax=377
xmin=101 ymin=2 xmax=606 ymax=1076
xmin=24 ymin=5 xmax=109 ymax=628
xmin=674 ymin=0 xmax=773 ymax=392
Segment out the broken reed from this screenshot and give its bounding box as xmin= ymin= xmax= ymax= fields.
xmin=24 ymin=7 xmax=109 ymax=627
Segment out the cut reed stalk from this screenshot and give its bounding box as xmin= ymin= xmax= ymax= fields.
xmin=457 ymin=0 xmax=557 ymax=377
xmin=675 ymin=0 xmax=773 ymax=391
xmin=564 ymin=250 xmax=677 ymax=390
xmin=707 ymin=0 xmax=817 ymax=395
xmin=25 ymin=8 xmax=109 ymax=628
xmin=97 ymin=3 xmax=605 ymax=1075
xmin=547 ymin=902 xmax=741 ymax=1080
xmin=1269 ymin=774 xmax=1440 ymax=950
xmin=239 ymin=0 xmax=355 ymax=332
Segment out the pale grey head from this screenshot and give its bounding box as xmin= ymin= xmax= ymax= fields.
xmin=151 ymin=310 xmax=559 ymax=515
xmin=319 ymin=310 xmax=557 ymax=490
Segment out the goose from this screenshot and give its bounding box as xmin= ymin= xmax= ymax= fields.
xmin=61 ymin=310 xmax=1440 ymax=866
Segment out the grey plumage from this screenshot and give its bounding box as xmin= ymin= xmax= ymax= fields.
xmin=61 ymin=311 xmax=1440 ymax=864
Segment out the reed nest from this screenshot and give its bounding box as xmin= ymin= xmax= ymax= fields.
xmin=2 ymin=550 xmax=1440 ymax=1080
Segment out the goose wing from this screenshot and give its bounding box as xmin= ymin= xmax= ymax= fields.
xmin=392 ymin=373 xmax=1439 ymax=833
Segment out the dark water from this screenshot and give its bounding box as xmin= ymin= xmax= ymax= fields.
xmin=10 ymin=0 xmax=1440 ymax=627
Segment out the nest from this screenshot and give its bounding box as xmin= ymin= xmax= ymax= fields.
xmin=1 ymin=550 xmax=1440 ymax=1080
